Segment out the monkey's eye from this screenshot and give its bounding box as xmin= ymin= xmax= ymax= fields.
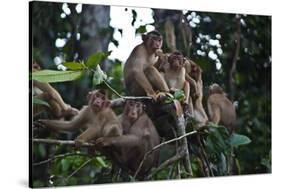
xmin=136 ymin=103 xmax=140 ymax=108
xmin=102 ymin=96 xmax=105 ymax=100
xmin=96 ymin=93 xmax=100 ymax=98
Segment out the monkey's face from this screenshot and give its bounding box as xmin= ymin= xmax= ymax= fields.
xmin=168 ymin=54 xmax=184 ymax=71
xmin=125 ymin=100 xmax=144 ymax=123
xmin=88 ymin=91 xmax=110 ymax=112
xmin=143 ymin=33 xmax=163 ymax=51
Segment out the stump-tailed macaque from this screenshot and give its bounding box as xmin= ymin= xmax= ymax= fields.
xmin=96 ymin=100 xmax=160 ymax=177
xmin=32 ymin=61 xmax=79 ymax=118
xmin=186 ymin=60 xmax=208 ymax=126
xmin=207 ymin=83 xmax=236 ymax=133
xmin=40 ymin=89 xmax=122 ymax=145
xmin=123 ymin=30 xmax=169 ymax=100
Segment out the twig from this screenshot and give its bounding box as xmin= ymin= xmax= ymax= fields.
xmin=133 ymin=130 xmax=197 ymax=178
xmin=110 ymin=96 xmax=153 ymax=108
xmin=229 ymin=14 xmax=241 ymax=101
xmin=32 ymin=138 xmax=95 ymax=147
xmin=146 ymin=153 xmax=184 ymax=179
xmin=65 ymin=158 xmax=93 ymax=182
xmin=33 ymin=152 xmax=88 ymax=166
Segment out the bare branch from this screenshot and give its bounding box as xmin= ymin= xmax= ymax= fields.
xmin=134 ymin=130 xmax=197 ymax=178
xmin=110 ymin=96 xmax=153 ymax=107
xmin=33 ymin=152 xmax=89 ymax=166
xmin=32 ymin=138 xmax=95 ymax=147
xmin=146 ymin=153 xmax=184 ymax=179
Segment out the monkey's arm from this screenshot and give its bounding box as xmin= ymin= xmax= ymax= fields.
xmin=133 ymin=66 xmax=156 ymax=97
xmin=208 ymin=102 xmax=220 ymax=124
xmin=183 ymin=81 xmax=191 ymax=104
xmin=96 ymin=134 xmax=141 ymax=149
xmin=75 ymin=127 xmax=99 ymax=142
xmin=33 ymin=80 xmax=69 ymax=110
xmin=40 ymin=107 xmax=88 ymax=131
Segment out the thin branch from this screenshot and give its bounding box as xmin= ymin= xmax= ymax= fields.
xmin=65 ymin=158 xmax=93 ymax=182
xmin=33 ymin=152 xmax=88 ymax=166
xmin=110 ymin=96 xmax=153 ymax=108
xmin=146 ymin=153 xmax=184 ymax=179
xmin=133 ymin=130 xmax=197 ymax=178
xmin=32 ymin=138 xmax=95 ymax=147
xmin=229 ymin=15 xmax=241 ymax=101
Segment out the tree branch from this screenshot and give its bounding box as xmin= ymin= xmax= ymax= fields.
xmin=33 ymin=152 xmax=89 ymax=166
xmin=229 ymin=15 xmax=241 ymax=101
xmin=133 ymin=130 xmax=197 ymax=178
xmin=32 ymin=138 xmax=95 ymax=147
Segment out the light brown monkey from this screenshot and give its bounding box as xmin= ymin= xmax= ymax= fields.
xmin=123 ymin=30 xmax=169 ymax=100
xmin=32 ymin=61 xmax=78 ymax=118
xmin=40 ymin=89 xmax=122 ymax=145
xmin=207 ymin=83 xmax=236 ymax=133
xmin=96 ymin=100 xmax=160 ymax=178
xmin=160 ymin=52 xmax=190 ymax=105
xmin=185 ymin=60 xmax=208 ymax=126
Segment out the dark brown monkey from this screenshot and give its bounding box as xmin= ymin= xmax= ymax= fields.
xmin=96 ymin=100 xmax=160 ymax=177
xmin=32 ymin=61 xmax=79 ymax=118
xmin=185 ymin=60 xmax=208 ymax=126
xmin=207 ymin=83 xmax=236 ymax=133
xmin=40 ymin=89 xmax=122 ymax=145
xmin=123 ymin=30 xmax=169 ymax=100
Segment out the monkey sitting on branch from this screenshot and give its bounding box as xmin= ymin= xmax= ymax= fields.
xmin=123 ymin=30 xmax=170 ymax=101
xmin=96 ymin=100 xmax=160 ymax=178
xmin=207 ymin=83 xmax=236 ymax=133
xmin=39 ymin=89 xmax=122 ymax=146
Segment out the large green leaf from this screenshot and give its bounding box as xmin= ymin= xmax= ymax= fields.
xmin=32 ymin=70 xmax=83 ymax=83
xmin=63 ymin=62 xmax=84 ymax=71
xmin=33 ymin=97 xmax=50 ymax=107
xmin=230 ymin=133 xmax=251 ymax=147
xmin=86 ymin=51 xmax=112 ymax=68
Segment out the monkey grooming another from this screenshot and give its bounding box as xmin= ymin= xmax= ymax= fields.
xmin=123 ymin=30 xmax=169 ymax=100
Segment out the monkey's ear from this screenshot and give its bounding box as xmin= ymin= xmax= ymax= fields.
xmin=103 ymin=100 xmax=111 ymax=108
xmin=142 ymin=34 xmax=147 ymax=41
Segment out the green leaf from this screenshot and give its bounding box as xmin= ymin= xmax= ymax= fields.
xmin=95 ymin=157 xmax=107 ymax=167
xmin=86 ymin=51 xmax=112 ymax=68
xmin=135 ymin=25 xmax=147 ymax=35
xmin=174 ymin=89 xmax=185 ymax=101
xmin=33 ymin=97 xmax=50 ymax=107
xmin=230 ymin=133 xmax=251 ymax=147
xmin=32 ymin=70 xmax=83 ymax=83
xmin=61 ymin=159 xmax=70 ymax=172
xmin=92 ymin=65 xmax=107 ymax=85
xmin=63 ymin=62 xmax=84 ymax=71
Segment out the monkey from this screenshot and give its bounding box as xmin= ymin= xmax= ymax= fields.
xmin=123 ymin=30 xmax=169 ymax=100
xmin=32 ymin=61 xmax=79 ymax=118
xmin=39 ymin=89 xmax=122 ymax=145
xmin=95 ymin=100 xmax=160 ymax=178
xmin=185 ymin=59 xmax=208 ymax=126
xmin=207 ymin=83 xmax=236 ymax=133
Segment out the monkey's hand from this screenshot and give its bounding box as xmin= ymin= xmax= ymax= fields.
xmin=95 ymin=137 xmax=113 ymax=149
xmin=74 ymin=139 xmax=85 ymax=149
xmin=62 ymin=105 xmax=79 ymax=117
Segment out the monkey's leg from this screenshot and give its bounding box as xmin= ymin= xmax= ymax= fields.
xmin=145 ymin=66 xmax=169 ymax=92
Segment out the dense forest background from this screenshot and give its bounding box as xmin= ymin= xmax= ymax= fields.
xmin=31 ymin=1 xmax=271 ymax=187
